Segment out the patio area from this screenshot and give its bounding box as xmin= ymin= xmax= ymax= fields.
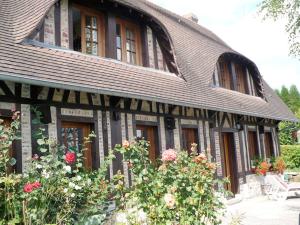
xmin=223 ymin=196 xmax=300 ymax=225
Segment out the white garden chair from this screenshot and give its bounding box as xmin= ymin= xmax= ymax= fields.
xmin=265 ymin=174 xmax=300 ymax=200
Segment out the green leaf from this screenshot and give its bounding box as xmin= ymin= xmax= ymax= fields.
xmin=37 ymin=139 xmax=45 ymax=145
xmin=40 ymin=148 xmax=48 ymax=153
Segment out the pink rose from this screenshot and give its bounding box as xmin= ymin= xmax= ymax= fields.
xmin=12 ymin=111 xmax=20 ymax=120
xmin=32 ymin=154 xmax=39 ymax=160
xmin=162 ymin=149 xmax=177 ymax=162
xmin=23 ymin=183 xmax=34 ymax=193
xmin=32 ymin=181 xmax=41 ymax=189
xmin=122 ymin=140 xmax=130 ymax=148
xmin=65 ymin=152 xmax=76 ymax=164
xmin=164 ymin=193 xmax=176 ymax=209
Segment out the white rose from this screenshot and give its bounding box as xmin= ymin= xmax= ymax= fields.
xmin=42 ymin=170 xmax=50 ymax=179
xmin=69 ymin=182 xmax=75 ymax=188
xmin=36 ymin=164 xmax=43 ymax=169
xmin=63 ymin=165 xmax=72 ymax=173
xmin=76 ymin=175 xmax=82 ymax=181
xmin=87 ymin=179 xmax=91 ymax=185
xmin=75 ymin=185 xmax=81 ymax=190
xmin=137 ymin=210 xmax=147 ymax=222
xmin=116 ymin=212 xmax=127 ymax=223
xmin=63 ymin=188 xmax=68 ymax=193
xmin=164 ymin=193 xmax=176 ymax=209
xmin=70 ymin=193 xmax=75 ymax=198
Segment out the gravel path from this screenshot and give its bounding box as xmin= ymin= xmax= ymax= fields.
xmin=223 ymin=196 xmax=300 ymax=225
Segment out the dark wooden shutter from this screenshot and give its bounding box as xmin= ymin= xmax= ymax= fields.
xmin=235 ymin=63 xmax=248 ymax=94
xmin=219 ymin=59 xmax=232 ymax=90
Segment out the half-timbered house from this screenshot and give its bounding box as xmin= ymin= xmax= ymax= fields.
xmin=0 ymin=0 xmax=297 ymax=195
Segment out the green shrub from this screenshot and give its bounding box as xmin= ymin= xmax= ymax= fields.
xmin=281 ymin=145 xmax=300 ymax=169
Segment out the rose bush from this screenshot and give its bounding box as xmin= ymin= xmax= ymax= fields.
xmin=0 ymin=109 xmax=115 ymax=225
xmin=115 ymin=141 xmax=226 ymax=225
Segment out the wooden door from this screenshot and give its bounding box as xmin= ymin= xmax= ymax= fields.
xmin=136 ymin=125 xmax=159 ymax=162
xmin=182 ymin=128 xmax=198 ymax=154
xmin=61 ymin=122 xmax=92 ymax=170
xmin=264 ymin=132 xmax=274 ymax=158
xmin=222 ymin=132 xmax=238 ymax=194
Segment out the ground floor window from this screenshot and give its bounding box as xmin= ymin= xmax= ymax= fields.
xmin=61 ymin=122 xmax=93 ymax=170
xmin=181 ymin=128 xmax=199 ymax=154
xmin=264 ymin=132 xmax=274 ymax=159
xmin=248 ymin=131 xmax=260 ymax=166
xmin=136 ymin=125 xmax=159 ymax=162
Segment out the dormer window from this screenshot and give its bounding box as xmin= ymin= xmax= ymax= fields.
xmin=214 ymin=55 xmax=262 ymax=97
xmin=34 ymin=1 xmax=179 ymax=74
xmin=72 ymin=6 xmax=105 ymax=56
xmin=115 ymin=19 xmax=142 ymax=65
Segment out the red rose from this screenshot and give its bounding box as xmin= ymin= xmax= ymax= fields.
xmin=65 ymin=152 xmax=76 ymax=164
xmin=23 ymin=183 xmax=34 ymax=193
xmin=32 ymin=181 xmax=41 ymax=189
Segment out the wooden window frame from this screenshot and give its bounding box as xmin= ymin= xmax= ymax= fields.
xmin=135 ymin=124 xmax=160 ymax=162
xmin=264 ymin=131 xmax=274 ymax=159
xmin=61 ymin=121 xmax=93 ymax=170
xmin=181 ymin=127 xmax=199 ymax=154
xmin=116 ymin=18 xmax=142 ymax=66
xmin=73 ymin=5 xmax=105 ymax=57
xmin=248 ymin=130 xmax=260 ymax=169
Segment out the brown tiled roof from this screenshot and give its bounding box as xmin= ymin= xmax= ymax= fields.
xmin=0 ymin=0 xmax=297 ymax=122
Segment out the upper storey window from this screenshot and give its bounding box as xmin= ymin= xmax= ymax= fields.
xmin=115 ymin=19 xmax=142 ymax=65
xmin=72 ymin=6 xmax=105 ymax=56
xmin=34 ymin=1 xmax=179 ymax=74
xmin=214 ymin=56 xmax=261 ymax=96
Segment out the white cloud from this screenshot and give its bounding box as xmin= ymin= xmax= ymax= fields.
xmin=149 ymin=0 xmax=300 ymax=90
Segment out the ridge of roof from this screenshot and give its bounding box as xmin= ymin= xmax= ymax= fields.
xmin=0 ymin=0 xmax=296 ymax=122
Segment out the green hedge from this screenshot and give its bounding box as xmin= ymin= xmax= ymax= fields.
xmin=281 ymin=145 xmax=300 ymax=169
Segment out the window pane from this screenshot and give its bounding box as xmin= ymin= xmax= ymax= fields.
xmin=92 ymin=30 xmax=98 ymax=42
xmin=86 ymin=16 xmax=91 ymax=28
xmin=116 ymin=24 xmax=121 ymax=36
xmin=126 ymin=40 xmax=131 ymax=51
xmin=86 ymin=42 xmax=92 ymax=54
xmin=131 ymin=40 xmax=136 ymax=52
xmin=126 ymin=29 xmax=131 ymax=39
xmin=117 ymin=49 xmax=122 ymax=61
xmin=72 ymin=8 xmax=82 ymax=52
xmin=126 ymin=51 xmax=131 ymax=63
xmin=92 ymin=43 xmax=98 ymax=55
xmin=132 ymin=52 xmax=136 ymax=64
xmin=116 ymin=36 xmax=121 ymax=48
xmin=92 ymin=16 xmax=97 ymax=29
xmin=85 ymin=28 xmax=91 ymax=42
xmin=130 ymin=30 xmax=135 ymax=40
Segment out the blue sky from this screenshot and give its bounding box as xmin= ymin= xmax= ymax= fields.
xmin=149 ymin=0 xmax=300 ymax=90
